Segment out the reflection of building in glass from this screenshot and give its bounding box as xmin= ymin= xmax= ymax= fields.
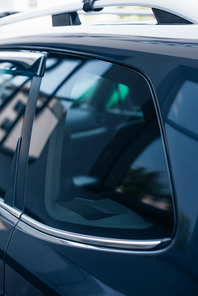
xmin=0 ymin=75 xmax=30 ymax=150
xmin=30 ymin=98 xmax=63 ymax=158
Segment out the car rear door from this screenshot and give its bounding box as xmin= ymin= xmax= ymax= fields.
xmin=4 ymin=51 xmax=195 ymax=296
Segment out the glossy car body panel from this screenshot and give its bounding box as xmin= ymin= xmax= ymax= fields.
xmin=4 ymin=219 xmax=198 ymax=295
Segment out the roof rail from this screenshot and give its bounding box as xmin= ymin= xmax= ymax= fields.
xmin=0 ymin=0 xmax=197 ymax=26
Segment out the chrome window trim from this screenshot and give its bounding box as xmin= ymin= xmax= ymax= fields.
xmin=21 ymin=213 xmax=171 ymax=250
xmin=0 ymin=51 xmax=47 ymax=76
xmin=0 ymin=198 xmax=22 ymax=218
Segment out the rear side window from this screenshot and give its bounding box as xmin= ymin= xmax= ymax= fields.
xmin=25 ymin=53 xmax=173 ymax=240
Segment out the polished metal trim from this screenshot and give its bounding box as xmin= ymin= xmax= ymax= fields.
xmin=0 ymin=51 xmax=47 ymax=76
xmin=0 ymin=198 xmax=22 ymax=218
xmin=21 ymin=213 xmax=171 ymax=250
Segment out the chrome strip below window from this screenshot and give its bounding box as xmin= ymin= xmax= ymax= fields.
xmin=0 ymin=198 xmax=22 ymax=218
xmin=21 ymin=213 xmax=171 ymax=250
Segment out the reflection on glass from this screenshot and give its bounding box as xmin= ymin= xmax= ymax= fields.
xmin=116 ymin=137 xmax=172 ymax=211
xmin=0 ymin=74 xmax=30 ymax=149
xmin=56 ymin=60 xmax=111 ymax=100
xmin=26 ymin=54 xmax=174 ymax=239
xmin=40 ymin=59 xmax=81 ymax=96
xmin=117 ymin=167 xmax=172 ymax=211
xmin=0 ymin=73 xmax=31 ymax=198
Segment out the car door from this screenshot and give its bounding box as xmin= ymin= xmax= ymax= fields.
xmin=0 ymin=51 xmax=46 ymax=296
xmin=4 ymin=51 xmax=198 ymax=296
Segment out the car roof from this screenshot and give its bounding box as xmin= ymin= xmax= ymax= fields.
xmin=0 ymin=24 xmax=198 ymax=43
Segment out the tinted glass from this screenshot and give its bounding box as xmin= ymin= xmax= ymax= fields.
xmin=26 ymin=53 xmax=173 ymax=240
xmin=0 ymin=72 xmax=31 ymax=198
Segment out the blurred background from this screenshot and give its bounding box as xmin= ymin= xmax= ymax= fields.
xmin=0 ymin=0 xmax=198 ymax=31
xmin=0 ymin=0 xmax=197 ymax=10
xmin=0 ymin=0 xmax=72 ymax=10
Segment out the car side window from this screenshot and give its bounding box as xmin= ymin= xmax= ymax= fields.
xmin=25 ymin=53 xmax=174 ymax=240
xmin=0 ymin=73 xmax=31 ymax=198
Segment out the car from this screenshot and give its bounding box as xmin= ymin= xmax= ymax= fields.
xmin=0 ymin=0 xmax=198 ymax=295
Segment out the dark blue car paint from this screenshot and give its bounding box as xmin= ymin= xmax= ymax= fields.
xmin=0 ymin=207 xmax=19 ymax=295
xmin=4 ymin=219 xmax=198 ymax=295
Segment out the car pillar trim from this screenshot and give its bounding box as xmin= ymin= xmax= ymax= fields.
xmin=0 ymin=51 xmax=47 ymax=77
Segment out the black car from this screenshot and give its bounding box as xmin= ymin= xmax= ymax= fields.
xmin=0 ymin=0 xmax=198 ymax=295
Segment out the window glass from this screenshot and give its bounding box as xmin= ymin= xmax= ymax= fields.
xmin=0 ymin=72 xmax=31 ymax=198
xmin=26 ymin=53 xmax=173 ymax=240
xmin=40 ymin=59 xmax=81 ymax=96
xmin=117 ymin=138 xmax=173 ymax=211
